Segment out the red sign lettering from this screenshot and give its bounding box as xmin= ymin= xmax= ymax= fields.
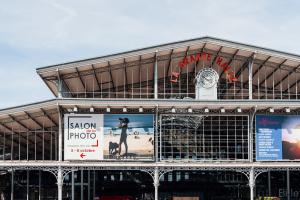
xmin=171 ymin=52 xmax=238 ymax=83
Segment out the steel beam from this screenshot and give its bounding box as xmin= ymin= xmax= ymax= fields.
xmin=40 ymin=108 xmax=58 ymax=127
xmin=211 ymin=46 xmax=223 ymax=67
xmin=274 ymin=64 xmax=300 ymax=88
xmin=108 ymin=61 xmax=116 ymax=96
xmin=193 ymin=44 xmax=207 ymax=75
xmin=57 ymin=70 xmax=72 ymax=97
xmin=258 ymin=59 xmax=287 ymax=86
xmin=91 ymin=64 xmax=102 ymax=95
xmin=76 ymin=67 xmax=86 ymax=93
xmin=236 ymin=55 xmax=270 ymax=95
xmin=166 ymin=49 xmax=174 ymax=78
xmin=219 ymin=49 xmax=239 ymax=78
xmin=234 ymin=52 xmax=255 ymax=78
xmin=123 ymin=58 xmax=129 ymax=98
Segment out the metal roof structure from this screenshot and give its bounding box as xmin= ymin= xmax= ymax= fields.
xmin=1 ymin=36 xmax=300 ymax=133
xmin=36 ymin=36 xmax=300 ymax=98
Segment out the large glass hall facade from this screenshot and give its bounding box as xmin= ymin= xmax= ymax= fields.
xmin=1 ymin=37 xmax=300 ymax=200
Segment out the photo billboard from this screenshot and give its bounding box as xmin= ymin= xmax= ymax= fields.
xmin=64 ymin=114 xmax=104 ymax=160
xmin=103 ymin=114 xmax=154 ymax=160
xmin=256 ymin=115 xmax=300 ymax=161
xmin=64 ymin=114 xmax=154 ymax=161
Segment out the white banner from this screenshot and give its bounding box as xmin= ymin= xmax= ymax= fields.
xmin=64 ymin=114 xmax=103 ymax=160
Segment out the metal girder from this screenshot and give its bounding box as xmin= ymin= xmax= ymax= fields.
xmin=219 ymin=49 xmax=239 ymax=78
xmin=218 ymin=49 xmax=240 ymax=96
xmin=22 ymin=112 xmax=53 ymax=156
xmin=0 ymin=123 xmax=37 ymax=153
xmin=226 ymin=53 xmax=255 ymax=97
xmin=236 ymin=55 xmax=270 ymax=95
xmin=234 ymin=52 xmax=255 ymax=78
xmin=180 ymin=46 xmax=190 ymax=77
xmin=274 ymin=64 xmax=300 ymax=88
xmin=193 ymin=43 xmax=207 ymax=74
xmin=211 ymin=46 xmax=223 ymax=67
xmin=138 ymin=55 xmax=142 ymax=98
xmin=123 ymin=58 xmax=129 ymax=97
xmin=91 ymin=64 xmax=102 ymax=94
xmin=76 ymin=67 xmax=86 ymax=92
xmin=0 ymin=125 xmax=29 ymax=151
xmin=24 ymin=111 xmax=44 ymax=129
xmin=40 ymin=108 xmax=58 ymax=127
xmin=258 ymin=59 xmax=287 ymax=86
xmin=8 ymin=115 xmax=47 ymax=150
xmin=108 ymin=61 xmax=116 ymax=96
xmin=166 ymin=49 xmax=174 ymax=78
xmin=2 ymin=160 xmax=300 ymax=170
xmin=153 ymin=53 xmax=157 ymax=98
xmin=253 ymin=56 xmax=272 ymax=78
xmin=57 ymin=70 xmax=73 ymax=97
xmin=284 ymin=75 xmax=300 ymax=94
xmin=8 ymin=115 xmax=32 ymax=131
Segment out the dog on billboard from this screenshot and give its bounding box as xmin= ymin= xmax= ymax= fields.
xmin=118 ymin=117 xmax=129 ymax=156
xmin=109 ymin=142 xmax=119 ymax=155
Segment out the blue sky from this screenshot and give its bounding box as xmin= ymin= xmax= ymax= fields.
xmin=1 ymin=0 xmax=300 ymax=108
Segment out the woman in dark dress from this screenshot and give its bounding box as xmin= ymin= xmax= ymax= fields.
xmin=119 ymin=118 xmax=129 ymax=156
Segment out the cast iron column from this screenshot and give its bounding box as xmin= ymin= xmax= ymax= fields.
xmin=248 ymin=54 xmax=255 ymax=100
xmin=57 ymin=167 xmax=63 ymax=200
xmin=27 ymin=170 xmax=29 ymax=200
xmin=287 ymin=169 xmax=290 ymax=200
xmin=154 ymin=50 xmax=158 ymax=99
xmin=58 ymin=105 xmax=63 ymax=200
xmin=249 ymin=167 xmax=255 ymax=200
xmin=154 ymin=167 xmax=159 ymax=200
xmin=72 ymin=171 xmax=75 ymax=200
xmin=11 ymin=169 xmax=14 ymax=200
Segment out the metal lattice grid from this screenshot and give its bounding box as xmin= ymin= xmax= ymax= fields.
xmin=159 ymin=114 xmax=249 ymax=161
xmin=0 ymin=129 xmax=58 ymax=161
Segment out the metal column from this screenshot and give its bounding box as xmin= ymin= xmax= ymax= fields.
xmin=57 ymin=69 xmax=62 ymax=98
xmin=93 ymin=170 xmax=96 ymax=199
xmin=58 ymin=105 xmax=63 ymax=162
xmin=249 ymin=107 xmax=257 ymax=163
xmin=11 ymin=170 xmax=14 ymax=200
xmin=268 ymin=171 xmax=271 ymax=196
xmin=248 ymin=54 xmax=255 ymax=100
xmin=57 ymin=167 xmax=63 ymax=200
xmin=81 ymin=170 xmax=83 ymax=200
xmin=88 ymin=171 xmax=91 ymax=200
xmin=287 ymin=169 xmax=290 ymax=200
xmin=27 ymin=170 xmax=29 ymax=200
xmin=249 ymin=167 xmax=255 ymax=200
xmin=154 ymin=51 xmax=158 ymax=99
xmin=72 ymin=171 xmax=75 ymax=200
xmin=39 ymin=170 xmax=41 ymax=200
xmin=58 ymin=105 xmax=63 ymax=200
xmin=155 ymin=105 xmax=159 ymax=161
xmin=154 ymin=167 xmax=159 ymax=200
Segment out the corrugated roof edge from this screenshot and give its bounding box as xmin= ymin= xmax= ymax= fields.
xmin=0 ymin=99 xmax=57 ymax=115
xmin=36 ymin=36 xmax=300 ymax=73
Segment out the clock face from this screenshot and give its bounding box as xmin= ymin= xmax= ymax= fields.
xmin=197 ymin=68 xmax=219 ymax=88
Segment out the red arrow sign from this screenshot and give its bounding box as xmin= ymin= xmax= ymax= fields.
xmin=80 ymin=153 xmax=86 ymax=158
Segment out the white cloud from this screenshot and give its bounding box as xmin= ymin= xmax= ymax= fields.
xmin=0 ymin=0 xmax=300 ymax=108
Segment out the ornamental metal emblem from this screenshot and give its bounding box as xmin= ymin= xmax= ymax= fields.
xmin=196 ymin=68 xmax=219 ymax=88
